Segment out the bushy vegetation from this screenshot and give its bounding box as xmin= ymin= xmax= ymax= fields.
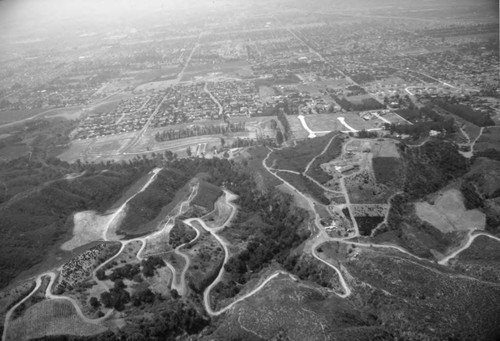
xmin=109 ymin=263 xmax=141 ymax=281
xmin=355 ymin=216 xmax=385 ymax=236
xmin=277 ymin=111 xmax=291 ymax=140
xmin=282 ymin=254 xmax=335 ymax=288
xmin=100 ymin=280 xmax=130 ymax=311
xmin=433 ymin=100 xmax=495 ymax=127
xmin=154 ymin=122 xmax=246 ymax=142
xmin=331 ymin=94 xmax=385 ymax=111
xmin=459 ymin=157 xmax=500 ymax=234
xmin=169 ymin=219 xmax=197 ymax=248
xmin=395 ymin=106 xmax=443 ymax=123
xmin=388 ymin=106 xmax=456 ymax=139
xmin=372 ymin=157 xmax=404 ymax=189
xmin=401 ymin=140 xmax=468 ymax=198
xmin=141 ymin=256 xmax=166 ymax=277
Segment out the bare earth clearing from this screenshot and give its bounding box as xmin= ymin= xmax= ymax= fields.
xmin=61 ymin=211 xmax=114 ymax=251
xmin=415 ymin=189 xmax=486 ymax=233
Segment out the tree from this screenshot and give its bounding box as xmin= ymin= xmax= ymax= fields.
xmin=171 ymin=289 xmax=180 ymax=299
xmin=96 ymin=268 xmax=106 ymax=280
xmin=89 ymin=296 xmax=101 ymax=308
xmin=100 ymin=292 xmax=112 ymax=308
xmin=276 ymin=130 xmax=284 ymax=146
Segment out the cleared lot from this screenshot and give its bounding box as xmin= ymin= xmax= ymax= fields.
xmin=415 ymin=189 xmax=486 ymax=233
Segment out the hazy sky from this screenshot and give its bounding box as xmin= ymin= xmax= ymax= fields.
xmin=0 ymin=0 xmax=497 ymax=40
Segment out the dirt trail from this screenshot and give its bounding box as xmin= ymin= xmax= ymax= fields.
xmin=438 ymin=231 xmax=500 ymax=265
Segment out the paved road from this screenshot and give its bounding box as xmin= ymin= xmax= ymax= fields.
xmin=297 ymin=114 xmax=330 ymax=138
xmin=204 ymin=82 xmax=223 ymax=117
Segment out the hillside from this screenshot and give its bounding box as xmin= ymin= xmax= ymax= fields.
xmin=0 ymin=161 xmax=153 ymax=289
xmin=461 ymin=157 xmax=500 ymax=235
xmin=373 ymin=140 xmax=470 ymax=258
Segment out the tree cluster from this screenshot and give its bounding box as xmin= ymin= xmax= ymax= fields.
xmin=154 ymin=122 xmax=246 ymax=142
xmin=331 ymin=94 xmax=385 ymax=111
xmin=277 ymin=111 xmax=291 ymax=140
xmin=100 ymin=280 xmax=130 ymax=311
xmin=141 ymin=256 xmax=166 ymax=277
xmin=433 ymin=100 xmax=494 ymax=127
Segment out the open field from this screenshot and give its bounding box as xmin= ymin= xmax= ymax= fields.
xmin=415 ymin=189 xmax=486 ymax=233
xmin=276 ymin=171 xmax=329 ymax=205
xmin=306 ymin=134 xmax=344 ymax=184
xmin=0 ymin=105 xmax=85 ymax=126
xmin=267 ymin=133 xmax=334 ymax=173
xmin=258 ymin=85 xmax=277 ymax=101
xmin=6 ymin=300 xmax=107 ymax=341
xmin=276 ymin=183 xmax=311 ymax=211
xmin=239 ymin=146 xmax=283 ymax=191
xmin=304 ymin=113 xmax=385 ymax=132
xmin=142 ymin=225 xmax=173 ymax=257
xmin=181 ymin=61 xmax=252 ymax=82
xmin=371 ymin=139 xmax=400 ymax=157
xmin=287 ymin=115 xmax=310 ymax=140
xmin=146 ymin=266 xmax=173 ymax=296
xmin=382 ymin=111 xmax=411 ymax=124
xmin=0 ymin=108 xmax=51 ymax=125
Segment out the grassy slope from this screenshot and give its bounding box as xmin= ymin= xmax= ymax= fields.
xmin=306 ymin=134 xmax=344 ymax=184
xmin=276 ymin=171 xmax=329 ymax=205
xmin=118 ymin=167 xmax=192 ymax=236
xmin=191 ymin=179 xmax=223 ymax=212
xmin=267 ymin=132 xmax=336 ymax=173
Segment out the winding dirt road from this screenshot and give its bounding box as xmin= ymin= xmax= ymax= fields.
xmin=438 ymin=231 xmax=500 ymax=265
xmin=4 ymin=134 xmax=500 ymax=340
